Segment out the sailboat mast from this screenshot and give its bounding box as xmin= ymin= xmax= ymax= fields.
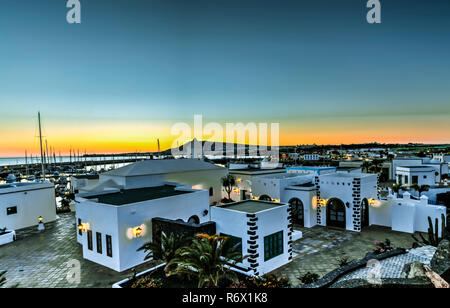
xmin=25 ymin=150 xmax=28 ymax=176
xmin=38 ymin=112 xmax=46 ymax=180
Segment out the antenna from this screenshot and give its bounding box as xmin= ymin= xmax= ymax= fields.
xmin=38 ymin=112 xmax=46 ymax=180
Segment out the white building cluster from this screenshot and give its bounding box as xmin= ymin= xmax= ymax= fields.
xmin=70 ymin=158 xmax=447 ymax=275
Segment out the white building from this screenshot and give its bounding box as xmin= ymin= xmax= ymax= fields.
xmin=392 ymin=157 xmax=448 ymax=183
xmin=370 ymin=191 xmax=446 ymax=234
xmin=286 ymin=166 xmax=336 ymax=176
xmin=316 ymin=173 xmax=378 ymax=231
xmin=211 ymin=200 xmax=293 ymax=276
xmin=71 ymin=174 xmax=100 ymax=194
xmin=252 ymin=173 xmax=315 ymax=203
xmin=85 ymin=159 xmax=227 ymax=205
xmin=250 ymin=171 xmax=378 ymax=232
xmin=433 ymin=154 xmax=450 ymax=164
xmin=229 ymin=167 xmax=286 ymax=201
xmin=76 ymin=183 xmax=210 ymax=272
xmin=303 ymin=154 xmax=320 ymax=161
xmin=0 ymin=182 xmax=56 ymax=230
xmin=395 ymin=166 xmax=435 ymax=187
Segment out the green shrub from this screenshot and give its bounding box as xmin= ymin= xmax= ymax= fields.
xmin=229 ymin=274 xmax=291 ymax=288
xmin=131 ymin=276 xmax=163 ymax=288
xmin=298 ymin=272 xmax=320 ymax=284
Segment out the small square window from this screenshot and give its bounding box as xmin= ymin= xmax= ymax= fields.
xmin=6 ymin=206 xmax=17 ymax=215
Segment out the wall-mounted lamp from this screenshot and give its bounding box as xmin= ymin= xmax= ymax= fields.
xmin=319 ymin=199 xmax=327 ymax=207
xmin=202 ymin=209 xmax=209 ymax=217
xmin=78 ymin=223 xmax=89 ymax=232
xmin=37 ymin=216 xmax=45 ymax=231
xmin=133 ymin=226 xmax=143 ymax=238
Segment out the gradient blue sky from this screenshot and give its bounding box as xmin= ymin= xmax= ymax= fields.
xmin=0 ymin=0 xmax=449 ymax=155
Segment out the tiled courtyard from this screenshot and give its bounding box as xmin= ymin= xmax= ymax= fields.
xmin=1 ymin=213 xmax=421 ymax=288
xmin=0 ymin=212 xmax=158 ymax=288
xmin=272 ymin=225 xmax=420 ymax=286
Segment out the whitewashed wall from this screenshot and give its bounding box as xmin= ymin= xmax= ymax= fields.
xmin=76 ymin=187 xmax=210 ymax=272
xmin=0 ymin=183 xmax=56 ymax=230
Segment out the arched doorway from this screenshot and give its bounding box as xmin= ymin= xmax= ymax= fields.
xmin=326 ymin=198 xmax=346 ymax=229
xmin=187 ymin=215 xmax=200 ymax=225
xmin=289 ymin=198 xmax=304 ymax=227
xmin=361 ymin=199 xmax=369 ymax=228
xmin=259 ymin=195 xmax=272 ymax=201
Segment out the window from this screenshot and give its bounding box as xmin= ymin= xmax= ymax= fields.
xmin=87 ymin=230 xmax=93 ymax=251
xmin=424 ymin=175 xmax=427 ymax=179
xmin=6 ymin=206 xmax=17 ymax=215
xmin=209 ymin=187 xmax=214 ymax=197
xmin=106 ymin=235 xmax=113 ymax=257
xmin=412 ymin=176 xmax=418 ymax=185
xmin=264 ymin=231 xmax=283 ymax=261
xmin=221 ymin=233 xmax=242 ymax=256
xmin=78 ymin=218 xmax=82 ymax=235
xmin=96 ymin=232 xmax=102 ymax=254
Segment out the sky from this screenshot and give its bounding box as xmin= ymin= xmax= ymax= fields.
xmin=0 ymin=0 xmax=449 ymax=156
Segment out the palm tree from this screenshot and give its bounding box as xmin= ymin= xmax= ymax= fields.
xmin=369 ymin=159 xmax=383 ymax=174
xmin=361 ymin=161 xmax=371 ymax=173
xmin=221 ymin=174 xmax=236 ymax=201
xmin=166 ymin=234 xmax=245 ymax=288
xmin=410 ymin=184 xmax=430 ymax=197
xmin=137 ymin=232 xmax=190 ymax=273
xmin=392 ymin=183 xmax=402 ymax=194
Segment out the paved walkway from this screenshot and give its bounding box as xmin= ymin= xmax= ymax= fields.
xmin=0 ymin=213 xmax=157 ymax=288
xmin=272 ymin=225 xmax=419 ymax=286
xmin=336 ymin=246 xmax=436 ymax=283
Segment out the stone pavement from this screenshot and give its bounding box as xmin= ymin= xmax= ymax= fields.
xmin=0 ymin=212 xmax=158 ymax=288
xmin=272 ymin=225 xmax=419 ymax=286
xmin=336 ymin=245 xmax=436 ymax=283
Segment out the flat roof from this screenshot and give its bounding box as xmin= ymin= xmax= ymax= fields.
xmin=397 ymin=166 xmax=434 ymax=171
xmin=103 ymin=159 xmax=224 ymax=177
xmin=0 ymin=182 xmax=46 ymax=190
xmin=85 ymin=185 xmax=192 ymax=206
xmin=320 ymin=172 xmax=372 ymax=178
xmin=291 ymin=182 xmax=315 ymax=187
xmin=220 ymin=200 xmax=282 ymax=213
xmin=287 ymin=166 xmax=335 ymax=170
xmin=262 ymin=173 xmax=305 ymax=179
xmin=73 ymin=174 xmax=99 ymax=180
xmin=230 ymin=167 xmax=285 ymax=173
